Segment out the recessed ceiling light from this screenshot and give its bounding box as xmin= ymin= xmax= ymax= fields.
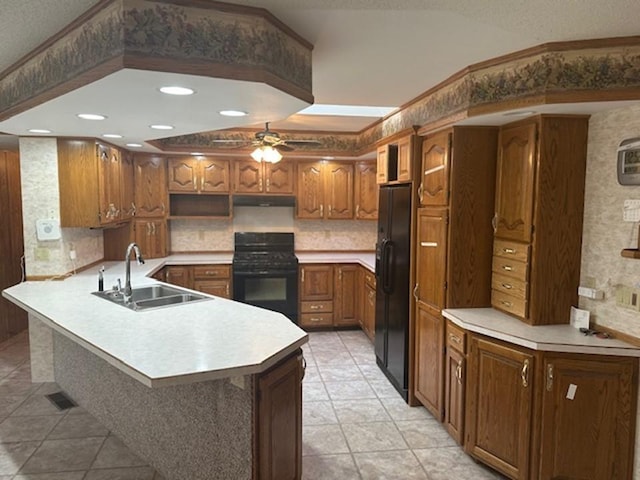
xmin=150 ymin=124 xmax=174 ymax=130
xmin=503 ymin=110 xmax=536 ymax=117
xmin=219 ymin=110 xmax=248 ymax=117
xmin=159 ymin=86 xmax=195 ymax=96
xmin=103 ymin=134 xmax=123 ymax=139
xmin=191 ymin=152 xmax=204 ymax=156
xmin=28 ymin=129 xmax=52 ymax=134
xmin=126 ymin=143 xmax=143 ymax=148
xmin=77 ymin=113 xmax=106 ymax=120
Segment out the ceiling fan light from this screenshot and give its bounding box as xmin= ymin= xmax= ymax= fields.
xmin=251 ymin=147 xmax=264 ymax=162
xmin=262 ymin=146 xmax=282 ymax=163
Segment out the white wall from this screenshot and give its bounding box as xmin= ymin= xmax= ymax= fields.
xmin=19 ymin=137 xmax=103 ymax=277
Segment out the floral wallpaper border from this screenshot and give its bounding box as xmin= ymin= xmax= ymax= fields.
xmin=0 ymin=0 xmax=313 ymax=119
xmin=156 ymin=41 xmax=640 ymax=155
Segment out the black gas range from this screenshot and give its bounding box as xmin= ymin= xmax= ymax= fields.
xmin=232 ymin=232 xmax=299 ymax=323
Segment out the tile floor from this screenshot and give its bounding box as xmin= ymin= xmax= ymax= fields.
xmin=0 ymin=328 xmax=505 ymax=479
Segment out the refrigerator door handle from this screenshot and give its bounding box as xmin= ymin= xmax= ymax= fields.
xmin=383 ymin=240 xmax=394 ymax=294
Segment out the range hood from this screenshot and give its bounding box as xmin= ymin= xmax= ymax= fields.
xmin=232 ymin=195 xmax=296 ymax=207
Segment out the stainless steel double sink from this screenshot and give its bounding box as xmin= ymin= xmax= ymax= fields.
xmin=92 ymin=285 xmax=212 ymax=311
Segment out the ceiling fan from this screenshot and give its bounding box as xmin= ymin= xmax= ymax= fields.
xmin=211 ymin=122 xmax=322 ymax=152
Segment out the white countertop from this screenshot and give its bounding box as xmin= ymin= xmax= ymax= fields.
xmin=443 ymin=308 xmax=640 ymax=357
xmin=3 ymin=257 xmax=308 ymax=388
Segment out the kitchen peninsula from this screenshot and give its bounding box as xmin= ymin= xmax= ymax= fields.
xmin=2 ymin=256 xmax=308 ymax=480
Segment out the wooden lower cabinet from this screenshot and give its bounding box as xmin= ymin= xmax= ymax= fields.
xmin=255 ymin=350 xmax=303 ymax=480
xmin=361 ymin=271 xmax=376 ymax=341
xmin=334 ymin=265 xmax=358 ymax=327
xmin=164 ymin=266 xmax=192 ymax=289
xmin=414 ymin=305 xmax=444 ymax=420
xmin=162 ymin=264 xmax=232 ymax=299
xmin=444 ymin=321 xmax=466 ymax=445
xmin=466 ymin=335 xmax=534 ymax=480
xmin=538 ymin=354 xmax=637 ymax=480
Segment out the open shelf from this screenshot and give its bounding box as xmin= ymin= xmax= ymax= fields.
xmin=169 ymin=194 xmax=230 ymax=218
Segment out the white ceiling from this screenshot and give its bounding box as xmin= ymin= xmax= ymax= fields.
xmin=1 ymin=0 xmax=640 ymax=152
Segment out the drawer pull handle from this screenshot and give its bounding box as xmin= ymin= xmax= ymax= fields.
xmin=501 ymin=300 xmax=513 ymax=308
xmin=310 ymin=305 xmax=322 ymax=310
xmin=456 ymin=362 xmax=463 ymax=384
xmin=449 ymin=334 xmax=461 ymax=344
xmin=501 ymin=283 xmax=513 ymax=290
xmin=521 ymin=359 xmax=530 ymax=388
xmin=421 ymin=242 xmax=438 ymax=247
xmin=205 ymin=271 xmax=217 ymax=276
xmin=546 ymin=363 xmax=554 ymax=391
xmin=310 ymin=317 xmax=322 ymax=322
xmin=502 ymin=265 xmax=513 ymax=272
xmin=503 ymin=247 xmax=516 ymax=254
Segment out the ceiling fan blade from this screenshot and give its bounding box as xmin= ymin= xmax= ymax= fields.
xmin=209 ymin=139 xmax=251 ymax=144
xmin=283 ymin=139 xmax=322 ymax=147
xmin=275 ymin=144 xmax=294 ymax=152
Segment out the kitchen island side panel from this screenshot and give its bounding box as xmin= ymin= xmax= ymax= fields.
xmin=53 ymin=332 xmax=253 ymax=480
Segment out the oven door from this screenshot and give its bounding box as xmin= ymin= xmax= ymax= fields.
xmin=232 ymin=269 xmax=299 ymax=323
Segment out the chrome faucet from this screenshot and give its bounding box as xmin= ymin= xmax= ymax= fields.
xmin=123 ymin=242 xmax=145 ymax=302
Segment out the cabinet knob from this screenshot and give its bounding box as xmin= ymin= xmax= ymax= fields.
xmin=501 ymin=300 xmax=513 ymax=308
xmin=501 ymin=283 xmax=513 ymax=290
xmin=502 ymin=265 xmax=513 ymax=272
xmin=503 ymin=247 xmax=516 ymax=254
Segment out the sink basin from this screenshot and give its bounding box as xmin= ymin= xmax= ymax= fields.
xmin=92 ymin=285 xmax=212 ymax=311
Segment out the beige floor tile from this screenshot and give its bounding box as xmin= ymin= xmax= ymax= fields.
xmin=14 ymin=473 xmax=87 ymax=480
xmin=91 ymin=436 xmax=147 ymax=469
xmin=302 ymin=424 xmax=350 ymax=456
xmin=303 ymin=381 xmax=329 ymax=402
xmin=324 ymin=381 xmax=377 ymax=400
xmin=341 ymin=421 xmax=408 ymax=453
xmin=380 ymin=396 xmax=430 ymax=421
xmin=395 ymin=419 xmax=457 ymax=449
xmin=354 ymin=450 xmax=428 ymax=480
xmin=414 ymin=447 xmax=505 ymax=479
xmin=302 ymin=364 xmax=321 ymax=382
xmin=47 ymin=413 xmax=110 ymax=440
xmin=313 ymin=351 xmax=355 ymax=366
xmin=0 ymin=394 xmax=30 ymax=417
xmin=10 ymin=394 xmax=66 ymax=417
xmin=302 ymin=454 xmax=360 ymax=480
xmin=20 ymin=437 xmax=105 ymax=473
xmin=0 ymin=441 xmax=39 ymax=475
xmin=317 ymin=364 xmax=365 ymax=382
xmin=84 ymin=465 xmax=156 ymax=480
xmin=357 ymin=364 xmax=389 ymax=383
xmin=303 ymin=401 xmax=338 ymax=426
xmin=332 ymin=398 xmax=391 ymax=423
xmin=0 ymin=415 xmax=61 ymax=442
xmin=369 ymin=380 xmax=403 ymax=399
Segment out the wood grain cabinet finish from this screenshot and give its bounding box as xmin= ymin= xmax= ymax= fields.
xmin=538 ymin=355 xmax=637 ymax=480
xmin=168 ymin=157 xmax=230 ymax=193
xmin=491 ymin=116 xmax=589 ymax=325
xmin=414 ymin=305 xmax=444 ymax=420
xmin=296 ymin=161 xmax=354 ymax=219
xmin=119 ymin=150 xmax=135 ymax=220
xmin=334 ymin=264 xmax=359 ymax=327
xmin=466 ymin=335 xmax=534 ymax=480
xmin=193 ymin=265 xmax=232 ymax=299
xmin=233 ymin=159 xmax=294 ymax=194
xmin=255 ymin=350 xmax=303 ymax=480
xmin=376 ymin=132 xmax=416 ymax=185
xmin=133 ymin=154 xmax=167 ymax=218
xmin=163 ymin=265 xmax=192 ymax=289
xmin=58 ymin=140 xmax=131 ymax=227
xmin=354 ymin=161 xmax=378 ymax=220
xmin=412 ymin=127 xmax=497 ymax=418
xmin=299 ymin=264 xmax=334 ymax=328
xmin=361 ymin=269 xmax=376 ymax=341
xmin=132 ymin=219 xmax=167 ymax=259
xmin=444 ymin=320 xmax=466 ymax=445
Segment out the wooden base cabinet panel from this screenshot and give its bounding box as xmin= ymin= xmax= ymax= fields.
xmin=538 ymin=355 xmax=637 ymax=480
xmin=255 ymin=350 xmax=303 ymax=480
xmin=334 ymin=265 xmax=358 ymax=327
xmin=466 ymin=335 xmax=534 ymax=480
xmin=444 ymin=321 xmax=467 ymax=445
xmin=414 ymin=306 xmax=444 ymax=420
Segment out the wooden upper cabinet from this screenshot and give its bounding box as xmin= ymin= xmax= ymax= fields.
xmin=466 ymin=335 xmax=534 ymax=480
xmin=376 ymin=145 xmax=389 ymax=184
xmin=539 ymin=355 xmax=637 ymax=480
xmin=416 ymin=207 xmax=449 ymax=316
xmin=396 ymin=135 xmax=413 ymax=182
xmin=133 ymin=154 xmax=167 ymax=218
xmin=419 ymin=131 xmax=450 ymax=207
xmin=233 ymin=159 xmax=294 ymax=194
xmin=376 ymin=132 xmax=417 ymax=185
xmin=296 ymin=161 xmax=324 ymax=219
xmin=58 ymin=139 xmax=128 ymax=227
xmin=132 ymin=219 xmax=168 ymax=259
xmin=494 ymin=123 xmax=537 ymax=243
xmin=354 ymin=161 xmax=378 ymax=220
xmin=168 ymin=157 xmax=229 ymax=193
xmin=120 ymin=151 xmax=135 ymax=220
xmin=325 ymin=162 xmax=354 ymax=219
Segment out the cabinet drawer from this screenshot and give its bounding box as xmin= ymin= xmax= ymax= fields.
xmin=364 ymin=270 xmax=376 ymax=288
xmin=492 ymin=273 xmax=527 ymax=300
xmin=493 ymin=239 xmax=530 ymax=263
xmin=492 ymin=256 xmax=528 ymax=282
xmin=193 ymin=265 xmax=231 ymax=280
xmin=492 ymin=289 xmax=527 ymax=318
xmin=446 ymin=321 xmax=466 ymax=354
xmin=301 ymin=301 xmax=333 ymax=313
xmin=300 ymin=313 xmax=333 ymax=328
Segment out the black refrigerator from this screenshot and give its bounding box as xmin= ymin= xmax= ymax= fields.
xmin=374 ymin=183 xmax=412 ymax=401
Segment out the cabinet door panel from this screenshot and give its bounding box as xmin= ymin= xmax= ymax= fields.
xmin=300 ymin=265 xmax=333 ymax=301
xmin=397 ymin=135 xmax=412 ymax=182
xmin=194 ymin=279 xmax=231 ymax=298
xmin=98 ymin=145 xmax=121 ymax=224
xmin=416 ymin=208 xmax=448 ymax=316
xmin=233 ymin=160 xmax=263 ymax=193
xmin=466 ymin=336 xmax=533 ymax=479
xmin=376 ymin=145 xmax=388 ymax=184
xmin=495 ymin=123 xmax=536 ymax=243
xmin=168 ymin=158 xmax=198 ymax=192
xmin=296 ymin=162 xmax=324 ymax=219
xmin=120 ymin=150 xmax=135 ymax=220
xmin=334 ymin=265 xmax=358 ymax=327
xmin=325 ymin=162 xmax=354 ymax=219
xmin=420 ymin=131 xmax=450 ymax=207
xmin=265 ymin=161 xmax=294 ymax=194
xmin=134 ymin=155 xmax=167 ymax=217
xmin=539 ymin=356 xmax=636 ymax=480
xmin=444 ymin=347 xmax=465 ymax=444
xmin=355 ymin=161 xmax=378 ymax=220
xmin=201 ymin=158 xmax=230 ymax=193
xmin=164 ymin=265 xmax=192 ymax=288
xmin=414 ymin=306 xmax=444 ymax=420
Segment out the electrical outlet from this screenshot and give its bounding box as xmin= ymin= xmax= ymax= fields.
xmin=623 ymin=200 xmax=640 ymax=222
xmin=616 ymin=285 xmax=640 ymax=310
